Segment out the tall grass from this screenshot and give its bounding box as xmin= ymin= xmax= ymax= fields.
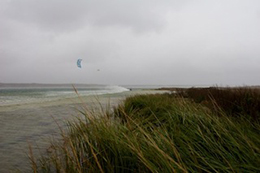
xmin=176 ymin=87 xmax=260 ymax=122
xmin=31 ymin=91 xmax=260 ymax=172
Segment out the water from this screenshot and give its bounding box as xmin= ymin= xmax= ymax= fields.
xmin=0 ymin=83 xmax=129 ymax=106
xmin=0 ymin=83 xmax=129 ymax=172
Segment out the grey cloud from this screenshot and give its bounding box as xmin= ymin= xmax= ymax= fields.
xmin=5 ymin=0 xmax=189 ymax=33
xmin=1 ymin=0 xmax=260 ymax=85
xmin=5 ymin=0 xmax=88 ymax=32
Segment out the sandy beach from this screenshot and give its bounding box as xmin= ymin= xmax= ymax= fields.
xmin=0 ymin=90 xmax=167 ymax=172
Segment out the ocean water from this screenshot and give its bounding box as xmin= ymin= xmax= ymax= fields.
xmin=0 ymin=83 xmax=129 ymax=106
xmin=0 ymin=83 xmax=131 ymax=172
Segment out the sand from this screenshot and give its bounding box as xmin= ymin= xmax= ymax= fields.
xmin=0 ymin=90 xmax=167 ymax=172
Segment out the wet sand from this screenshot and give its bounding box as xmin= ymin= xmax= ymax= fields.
xmin=0 ymin=90 xmax=167 ymax=172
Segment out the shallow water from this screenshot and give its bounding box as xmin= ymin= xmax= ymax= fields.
xmin=1 ymin=103 xmax=86 ymax=172
xmin=0 ymin=97 xmax=124 ymax=172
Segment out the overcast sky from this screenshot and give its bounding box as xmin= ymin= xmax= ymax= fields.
xmin=1 ymin=0 xmax=260 ymax=86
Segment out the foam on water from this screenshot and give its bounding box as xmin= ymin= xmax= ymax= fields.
xmin=0 ymin=84 xmax=129 ymax=106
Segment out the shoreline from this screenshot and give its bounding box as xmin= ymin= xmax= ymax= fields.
xmin=0 ymin=89 xmax=167 ymax=172
xmin=0 ymin=89 xmax=167 ymax=112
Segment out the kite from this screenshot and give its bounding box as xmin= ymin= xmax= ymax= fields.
xmin=77 ymin=59 xmax=82 ymax=68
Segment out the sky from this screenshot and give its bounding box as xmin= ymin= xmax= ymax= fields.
xmin=1 ymin=0 xmax=260 ymax=86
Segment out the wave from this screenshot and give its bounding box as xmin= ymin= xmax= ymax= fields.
xmin=0 ymin=85 xmax=129 ymax=106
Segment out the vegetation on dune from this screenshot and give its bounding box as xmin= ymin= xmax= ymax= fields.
xmin=176 ymin=87 xmax=260 ymax=122
xmin=30 ymin=88 xmax=260 ymax=172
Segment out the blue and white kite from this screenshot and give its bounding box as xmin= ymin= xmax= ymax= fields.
xmin=77 ymin=59 xmax=82 ymax=68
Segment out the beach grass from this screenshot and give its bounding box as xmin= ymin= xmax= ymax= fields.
xmin=30 ymin=88 xmax=260 ymax=172
xmin=175 ymin=87 xmax=260 ymax=122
